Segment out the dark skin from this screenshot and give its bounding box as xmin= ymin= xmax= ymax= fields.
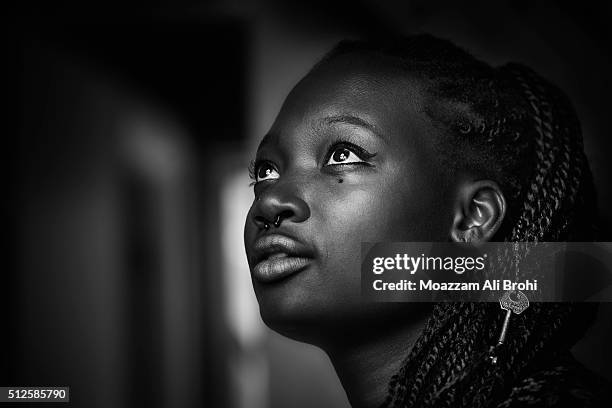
xmin=244 ymin=53 xmax=506 ymax=408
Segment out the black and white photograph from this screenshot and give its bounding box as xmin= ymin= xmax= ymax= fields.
xmin=5 ymin=1 xmax=612 ymax=407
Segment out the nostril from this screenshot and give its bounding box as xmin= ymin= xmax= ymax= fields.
xmin=278 ymin=210 xmax=293 ymax=219
xmin=254 ymin=215 xmax=269 ymax=229
xmin=274 ymin=210 xmax=294 ymax=227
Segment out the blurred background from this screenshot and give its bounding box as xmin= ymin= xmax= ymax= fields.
xmin=4 ymin=1 xmax=612 ymax=407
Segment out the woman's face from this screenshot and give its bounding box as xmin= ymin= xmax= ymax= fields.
xmin=244 ymin=55 xmax=457 ymax=342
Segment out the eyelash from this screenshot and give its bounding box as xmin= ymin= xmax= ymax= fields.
xmin=324 ymin=140 xmax=377 ymax=165
xmin=247 ymin=140 xmax=377 ymax=185
xmin=247 ymin=159 xmax=259 ymax=186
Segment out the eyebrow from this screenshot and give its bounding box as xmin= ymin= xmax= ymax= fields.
xmin=322 ymin=114 xmax=386 ymax=141
xmin=256 ymin=114 xmax=386 ymax=153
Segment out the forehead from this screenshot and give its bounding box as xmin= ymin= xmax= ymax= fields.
xmin=265 ymin=53 xmax=434 ymax=148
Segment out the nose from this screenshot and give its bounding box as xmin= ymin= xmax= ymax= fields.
xmin=251 ymin=183 xmax=311 ymax=230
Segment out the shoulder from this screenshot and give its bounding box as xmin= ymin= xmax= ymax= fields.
xmin=495 ymin=352 xmax=611 ymax=408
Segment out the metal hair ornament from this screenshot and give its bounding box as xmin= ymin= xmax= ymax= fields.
xmin=488 ymin=290 xmax=530 ymax=364
xmin=488 ymin=242 xmax=530 ymax=364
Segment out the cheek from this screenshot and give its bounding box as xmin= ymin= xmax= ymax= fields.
xmin=306 ymin=188 xmax=382 ymax=298
xmin=309 ymin=179 xmax=451 ymax=308
xmin=320 ymin=188 xmax=389 ymax=241
xmin=310 ymin=186 xmax=409 ymax=292
xmin=317 ymin=175 xmax=450 ymax=247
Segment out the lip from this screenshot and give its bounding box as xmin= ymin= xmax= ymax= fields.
xmin=250 ymin=234 xmax=315 ymax=283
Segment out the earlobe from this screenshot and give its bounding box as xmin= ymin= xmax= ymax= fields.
xmin=450 ymin=180 xmax=506 ymax=243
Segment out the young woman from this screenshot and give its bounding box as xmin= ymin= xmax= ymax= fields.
xmin=243 ymin=35 xmax=608 ymax=407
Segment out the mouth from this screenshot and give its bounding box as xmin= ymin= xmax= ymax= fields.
xmin=250 ymin=234 xmax=315 ymax=283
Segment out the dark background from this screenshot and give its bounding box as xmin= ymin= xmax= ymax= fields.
xmin=4 ymin=1 xmax=612 ymax=407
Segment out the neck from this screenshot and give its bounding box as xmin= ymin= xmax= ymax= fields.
xmin=322 ymin=311 xmax=429 ymax=408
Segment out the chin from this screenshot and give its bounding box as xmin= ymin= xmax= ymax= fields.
xmin=255 ymin=289 xmax=377 ymax=348
xmin=254 ymin=290 xmax=343 ymax=347
xmin=255 ymin=286 xmax=322 ymax=341
xmin=250 ymin=262 xmax=368 ymax=344
xmin=258 ymin=307 xmax=329 ymax=345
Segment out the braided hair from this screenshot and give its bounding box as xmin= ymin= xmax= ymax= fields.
xmin=317 ymin=35 xmax=600 ymax=407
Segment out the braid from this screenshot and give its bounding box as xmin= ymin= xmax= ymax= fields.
xmin=506 ymin=63 xmax=588 ymax=242
xmin=319 ymin=35 xmax=598 ymax=408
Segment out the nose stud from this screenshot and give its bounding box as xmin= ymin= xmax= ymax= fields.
xmin=273 ymin=215 xmax=282 ymax=228
xmin=263 ymin=215 xmax=282 ymax=231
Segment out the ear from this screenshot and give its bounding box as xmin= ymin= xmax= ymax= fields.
xmin=450 ymin=180 xmax=506 ymax=243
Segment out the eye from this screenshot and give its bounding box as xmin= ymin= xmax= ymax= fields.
xmin=324 ymin=143 xmax=374 ymax=166
xmin=252 ymin=161 xmax=280 ymax=183
xmin=326 ymin=146 xmax=364 ymax=165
